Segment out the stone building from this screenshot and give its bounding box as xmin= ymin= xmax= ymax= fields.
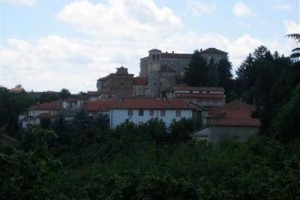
xmin=97 ymin=66 xmax=134 ymax=97
xmin=140 ymin=48 xmax=227 ymax=78
xmin=192 ymin=100 xmax=260 ymax=143
xmin=140 ymin=48 xmax=227 ymax=98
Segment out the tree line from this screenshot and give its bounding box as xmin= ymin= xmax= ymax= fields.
xmin=0 ymin=118 xmax=298 ymax=199
xmin=184 ymin=43 xmax=300 ymax=143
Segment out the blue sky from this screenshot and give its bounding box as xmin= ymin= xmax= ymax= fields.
xmin=0 ymin=0 xmax=299 ymax=93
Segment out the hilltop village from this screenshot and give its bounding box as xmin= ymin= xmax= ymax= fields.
xmin=1 ymin=43 xmax=299 ymax=199
xmin=16 ymin=47 xmax=260 ymax=143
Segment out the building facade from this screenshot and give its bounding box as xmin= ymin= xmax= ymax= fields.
xmin=139 ymin=48 xmax=227 ymax=98
xmin=140 ymin=48 xmax=227 ymax=78
xmin=109 ymin=98 xmax=194 ymax=129
xmin=97 ymin=66 xmax=134 ymax=97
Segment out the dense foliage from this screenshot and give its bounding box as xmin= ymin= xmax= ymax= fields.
xmin=184 ymin=50 xmax=233 ymax=100
xmin=0 ymin=88 xmax=36 ymax=136
xmin=0 ymin=88 xmax=73 ymax=136
xmin=235 ymin=46 xmax=300 ymax=133
xmin=1 ymin=116 xmax=299 ymax=199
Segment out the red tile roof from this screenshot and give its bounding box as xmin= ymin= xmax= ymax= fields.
xmin=208 ymin=100 xmax=260 ymax=127
xmin=29 ymin=102 xmax=62 ymax=111
xmin=110 ymin=98 xmax=193 ymax=110
xmin=175 ymin=93 xmax=225 ymax=99
xmin=36 ymin=113 xmax=55 ymax=119
xmin=83 ymin=100 xmax=116 ymax=112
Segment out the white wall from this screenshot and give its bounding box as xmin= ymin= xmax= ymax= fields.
xmin=110 ymin=109 xmax=193 ymax=129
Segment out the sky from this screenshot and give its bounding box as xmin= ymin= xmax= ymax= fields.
xmin=0 ymin=0 xmax=299 ymax=93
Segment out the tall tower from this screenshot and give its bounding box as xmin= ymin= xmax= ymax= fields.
xmin=148 ymin=49 xmax=162 ymax=97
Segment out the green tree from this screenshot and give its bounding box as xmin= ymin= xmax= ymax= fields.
xmin=169 ymin=118 xmax=199 ymax=143
xmin=207 ymin=58 xmax=219 ymax=86
xmin=0 ymin=88 xmax=36 ymax=136
xmin=139 ymin=118 xmax=168 ymax=145
xmin=72 ymin=109 xmax=91 ymax=131
xmin=59 ymin=88 xmax=71 ymax=100
xmin=184 ymin=50 xmax=209 ymax=86
xmin=217 ymin=56 xmax=233 ymax=93
xmin=286 ymin=33 xmax=300 ymax=43
xmin=51 ymin=114 xmax=67 ymax=133
xmin=0 ymin=127 xmax=60 ymax=199
xmin=235 ymin=45 xmax=297 ymax=132
xmin=286 ymin=33 xmax=300 ymax=61
xmin=270 ymin=84 xmax=300 ymax=142
xmin=40 ymin=117 xmax=52 ymax=130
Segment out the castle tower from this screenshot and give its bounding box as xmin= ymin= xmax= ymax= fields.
xmin=148 ymin=49 xmax=162 ymax=97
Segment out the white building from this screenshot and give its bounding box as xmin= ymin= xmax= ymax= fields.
xmin=19 ymin=102 xmax=63 ymax=128
xmin=109 ymin=98 xmax=194 ymax=129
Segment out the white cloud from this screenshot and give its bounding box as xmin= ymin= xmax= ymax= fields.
xmin=187 ymin=0 xmax=216 ymax=15
xmin=1 ymin=31 xmax=294 ymax=92
xmin=0 ymin=0 xmax=295 ymax=92
xmin=284 ymin=20 xmax=300 ymax=34
xmin=0 ymin=0 xmax=36 ymax=6
xmin=0 ymin=36 xmax=134 ymax=92
xmin=233 ymin=2 xmax=254 ymax=18
xmin=57 ymin=0 xmax=182 ymax=41
xmin=273 ymin=3 xmax=292 ymax=11
xmin=1 ymin=0 xmax=184 ymax=92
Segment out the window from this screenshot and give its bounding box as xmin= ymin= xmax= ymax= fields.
xmin=149 ymin=109 xmax=154 ymax=116
xmin=128 ymin=109 xmax=133 ymax=116
xmin=160 ymin=110 xmax=165 ymax=117
xmin=176 ymin=110 xmax=181 ymax=117
xmin=138 ymin=109 xmax=144 ymax=116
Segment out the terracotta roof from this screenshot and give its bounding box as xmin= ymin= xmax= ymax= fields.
xmin=83 ymin=100 xmax=116 ymax=112
xmin=36 ymin=113 xmax=54 ymax=119
xmin=29 ymin=102 xmax=62 ymax=111
xmin=110 ymin=98 xmax=193 ymax=110
xmin=208 ymin=100 xmax=260 ymax=127
xmin=175 ymin=93 xmax=225 ymax=99
xmin=174 ymin=86 xmax=224 ymax=92
xmin=133 ymin=77 xmax=148 ymax=85
xmin=201 ymin=48 xmax=227 ymax=55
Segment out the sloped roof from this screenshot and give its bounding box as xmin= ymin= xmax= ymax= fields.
xmin=110 ymin=98 xmax=193 ymax=110
xmin=83 ymin=100 xmax=116 ymax=112
xmin=36 ymin=113 xmax=55 ymax=119
xmin=208 ymin=100 xmax=260 ymax=127
xmin=175 ymin=93 xmax=225 ymax=99
xmin=201 ymin=48 xmax=227 ymax=55
xmin=29 ymin=102 xmax=62 ymax=111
